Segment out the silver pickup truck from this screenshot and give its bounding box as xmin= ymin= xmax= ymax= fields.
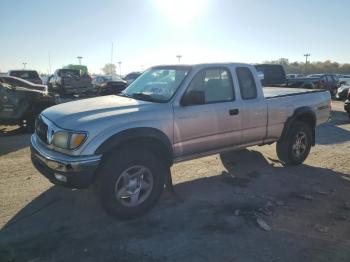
xmin=30 ymin=63 xmax=331 ymax=218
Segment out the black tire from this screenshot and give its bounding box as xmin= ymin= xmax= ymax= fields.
xmin=97 ymin=147 xmax=166 ymax=219
xmin=276 ymin=121 xmax=312 ymax=165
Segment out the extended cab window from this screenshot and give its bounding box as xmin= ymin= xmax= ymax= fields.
xmin=185 ymin=68 xmax=234 ymax=104
xmin=236 ymin=67 xmax=257 ymax=100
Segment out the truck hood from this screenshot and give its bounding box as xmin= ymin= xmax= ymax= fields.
xmin=42 ymin=95 xmax=154 ymax=129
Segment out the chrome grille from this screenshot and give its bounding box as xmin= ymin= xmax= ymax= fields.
xmin=35 ymin=116 xmax=48 ymax=144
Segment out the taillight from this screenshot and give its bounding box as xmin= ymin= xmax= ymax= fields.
xmin=347 ymin=89 xmax=350 ymax=98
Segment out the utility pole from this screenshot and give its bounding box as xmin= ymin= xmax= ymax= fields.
xmin=22 ymin=62 xmax=27 ymax=69
xmin=111 ymin=42 xmax=114 ymax=76
xmin=304 ymin=53 xmax=310 ymax=74
xmin=118 ymin=61 xmax=122 ymax=76
xmin=176 ymin=55 xmax=182 ymax=63
xmin=77 ymin=56 xmax=83 ymax=65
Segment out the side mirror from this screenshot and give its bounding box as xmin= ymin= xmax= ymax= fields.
xmin=181 ymin=90 xmax=205 ymax=106
xmin=257 ymin=71 xmax=264 ymax=81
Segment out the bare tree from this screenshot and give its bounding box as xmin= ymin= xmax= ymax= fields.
xmin=102 ymin=63 xmax=117 ymax=75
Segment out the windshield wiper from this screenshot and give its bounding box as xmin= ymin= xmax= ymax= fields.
xmin=116 ymin=92 xmax=131 ymax=98
xmin=131 ymin=92 xmax=161 ymax=102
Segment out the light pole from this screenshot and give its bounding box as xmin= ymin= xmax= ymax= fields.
xmin=22 ymin=62 xmax=27 ymax=69
xmin=48 ymin=52 xmax=52 ymax=74
xmin=304 ymin=53 xmax=310 ymax=74
xmin=118 ymin=61 xmax=122 ymax=76
xmin=176 ymin=55 xmax=182 ymax=63
xmin=77 ymin=56 xmax=83 ymax=65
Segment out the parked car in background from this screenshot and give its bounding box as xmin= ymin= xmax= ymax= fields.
xmin=286 ymin=73 xmax=304 ymax=79
xmin=30 ymin=62 xmax=331 ymax=219
xmin=48 ymin=69 xmax=93 ymax=96
xmin=287 ymin=77 xmax=322 ymax=89
xmin=8 ymin=70 xmax=42 ymax=85
xmin=338 ymin=76 xmax=350 ymax=86
xmin=344 ymin=89 xmax=350 ymax=118
xmin=308 ymin=74 xmax=339 ymax=96
xmin=123 ymin=72 xmax=142 ymax=85
xmin=41 ymin=75 xmax=52 ymax=85
xmin=94 ymin=75 xmax=127 ymax=95
xmin=336 ymin=78 xmax=350 ymax=100
xmin=0 ymin=76 xmax=47 ymax=92
xmin=255 ymin=64 xmax=320 ymax=89
xmin=0 ymin=81 xmax=57 ymax=131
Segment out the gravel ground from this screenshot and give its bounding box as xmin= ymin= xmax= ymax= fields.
xmin=0 ymin=101 xmax=349 ymax=262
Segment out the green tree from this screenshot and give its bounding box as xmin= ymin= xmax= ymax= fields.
xmin=263 ymin=59 xmax=350 ymax=75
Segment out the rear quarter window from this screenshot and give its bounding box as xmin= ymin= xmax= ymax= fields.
xmin=236 ymin=67 xmax=258 ymax=100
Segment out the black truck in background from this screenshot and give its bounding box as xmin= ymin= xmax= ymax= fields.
xmin=255 ymin=64 xmax=339 ymax=96
xmin=48 ymin=69 xmax=93 ymax=96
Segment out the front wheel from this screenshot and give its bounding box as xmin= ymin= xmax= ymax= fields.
xmin=276 ymin=121 xmax=312 ymax=165
xmin=97 ymin=148 xmax=166 ymax=219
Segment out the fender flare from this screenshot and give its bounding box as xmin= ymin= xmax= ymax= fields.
xmin=280 ymin=107 xmax=316 ymax=145
xmin=95 ymin=127 xmax=174 ymax=165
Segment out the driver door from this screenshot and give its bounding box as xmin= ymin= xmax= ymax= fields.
xmin=173 ymin=67 xmax=242 ymax=158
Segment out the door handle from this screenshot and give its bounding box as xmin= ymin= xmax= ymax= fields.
xmin=229 ymin=108 xmax=239 ymax=115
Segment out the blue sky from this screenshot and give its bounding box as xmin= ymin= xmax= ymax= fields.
xmin=1 ymin=0 xmax=349 ymax=74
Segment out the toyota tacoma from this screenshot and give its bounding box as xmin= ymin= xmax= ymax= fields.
xmin=30 ymin=63 xmax=331 ymax=218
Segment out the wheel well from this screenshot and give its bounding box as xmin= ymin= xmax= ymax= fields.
xmin=294 ymin=113 xmax=316 ymax=128
xmin=104 ymin=137 xmax=173 ymax=168
xmin=281 ymin=110 xmax=316 ymax=145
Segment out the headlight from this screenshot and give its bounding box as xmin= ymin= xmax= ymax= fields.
xmin=52 ymin=131 xmax=87 ymax=150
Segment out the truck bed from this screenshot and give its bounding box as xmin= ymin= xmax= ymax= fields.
xmin=263 ymin=87 xmax=326 ymax=99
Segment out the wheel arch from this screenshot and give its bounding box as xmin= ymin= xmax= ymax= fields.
xmin=280 ymin=107 xmax=316 ymax=145
xmin=95 ymin=127 xmax=174 ymax=167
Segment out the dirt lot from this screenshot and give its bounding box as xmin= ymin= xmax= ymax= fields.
xmin=0 ymin=101 xmax=349 ymax=262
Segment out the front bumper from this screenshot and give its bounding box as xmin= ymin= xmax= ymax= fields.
xmin=30 ymin=134 xmax=102 ymax=188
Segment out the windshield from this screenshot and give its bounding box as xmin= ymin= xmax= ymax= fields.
xmin=108 ymin=76 xmax=123 ymax=81
xmin=9 ymin=70 xmax=39 ymax=79
xmin=122 ymin=66 xmax=191 ymax=102
xmin=59 ymin=69 xmax=80 ymax=77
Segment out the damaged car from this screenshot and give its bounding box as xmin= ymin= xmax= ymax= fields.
xmin=0 ymin=81 xmax=58 ymax=131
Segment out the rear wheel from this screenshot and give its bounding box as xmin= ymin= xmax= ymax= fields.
xmin=276 ymin=121 xmax=312 ymax=165
xmin=97 ymin=148 xmax=166 ymax=219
